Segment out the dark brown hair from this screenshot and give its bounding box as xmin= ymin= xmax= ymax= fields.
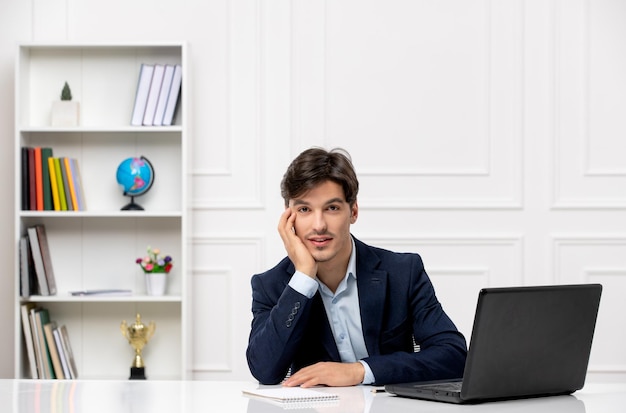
xmin=280 ymin=147 xmax=359 ymax=206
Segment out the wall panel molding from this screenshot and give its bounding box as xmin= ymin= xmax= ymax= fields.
xmin=191 ymin=0 xmax=264 ymax=211
xmin=552 ymin=235 xmax=626 ymax=373
xmin=290 ymin=0 xmax=523 ymax=209
xmin=190 ymin=236 xmax=262 ymax=376
xmin=552 ymin=0 xmax=626 ymax=209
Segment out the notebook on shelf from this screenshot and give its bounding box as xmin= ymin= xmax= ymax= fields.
xmin=385 ymin=284 xmax=602 ymax=404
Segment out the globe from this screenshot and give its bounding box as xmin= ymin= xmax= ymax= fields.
xmin=116 ymin=156 xmax=155 ymax=210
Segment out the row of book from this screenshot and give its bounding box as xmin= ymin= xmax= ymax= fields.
xmin=20 ymin=225 xmax=57 ymax=297
xmin=20 ymin=303 xmax=78 ymax=379
xmin=21 ymin=147 xmax=86 ymax=212
xmin=131 ymin=63 xmax=182 ymax=126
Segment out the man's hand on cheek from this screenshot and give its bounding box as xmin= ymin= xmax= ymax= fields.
xmin=277 ymin=208 xmax=317 ymax=278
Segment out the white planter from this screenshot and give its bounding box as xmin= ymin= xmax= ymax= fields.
xmin=145 ymin=272 xmax=167 ymax=296
xmin=51 ymin=101 xmax=80 ymax=126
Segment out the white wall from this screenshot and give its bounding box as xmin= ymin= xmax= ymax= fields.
xmin=1 ymin=0 xmax=625 ymax=382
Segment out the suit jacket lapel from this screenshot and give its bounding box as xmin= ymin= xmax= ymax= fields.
xmin=354 ymin=238 xmax=388 ymax=357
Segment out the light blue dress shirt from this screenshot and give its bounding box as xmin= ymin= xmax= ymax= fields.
xmin=287 ymin=238 xmax=376 ymax=384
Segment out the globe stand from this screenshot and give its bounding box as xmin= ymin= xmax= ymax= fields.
xmin=121 ymin=196 xmax=144 ymax=211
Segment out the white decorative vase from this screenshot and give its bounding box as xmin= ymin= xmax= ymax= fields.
xmin=51 ymin=101 xmax=80 ymax=127
xmin=145 ymin=272 xmax=167 ymax=296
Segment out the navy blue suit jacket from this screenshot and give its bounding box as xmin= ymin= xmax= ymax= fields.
xmin=246 ymin=237 xmax=467 ymax=385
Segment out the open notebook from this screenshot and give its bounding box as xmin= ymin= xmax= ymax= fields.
xmin=242 ymin=387 xmax=339 ymax=406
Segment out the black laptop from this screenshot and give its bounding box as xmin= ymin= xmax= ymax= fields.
xmin=385 ymin=284 xmax=602 ymax=404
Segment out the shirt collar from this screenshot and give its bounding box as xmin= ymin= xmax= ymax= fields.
xmin=347 ymin=236 xmax=357 ymax=280
xmin=317 ymin=236 xmax=357 ymax=297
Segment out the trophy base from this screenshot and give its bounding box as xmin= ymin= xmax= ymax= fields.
xmin=129 ymin=367 xmax=146 ymax=380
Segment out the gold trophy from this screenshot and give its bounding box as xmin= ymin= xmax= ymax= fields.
xmin=121 ymin=313 xmax=155 ymax=380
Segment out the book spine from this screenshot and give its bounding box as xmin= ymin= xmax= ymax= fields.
xmin=21 ymin=147 xmax=30 ymax=210
xmin=53 ymin=327 xmax=71 ymax=379
xmin=162 ymin=64 xmax=182 ymax=126
xmin=60 ymin=157 xmax=74 ymax=211
xmin=41 ymin=148 xmax=54 ymax=210
xmin=153 ymin=64 xmax=175 ymax=126
xmin=131 ymin=64 xmax=155 ymax=126
xmin=59 ymin=325 xmax=78 ymax=379
xmin=35 ymin=308 xmax=55 ymax=379
xmin=53 ymin=158 xmax=68 ymax=211
xmin=29 ymin=308 xmax=44 ymax=378
xmin=20 ymin=303 xmax=38 ymax=379
xmin=63 ymin=157 xmax=79 ymax=211
xmin=27 ymin=226 xmax=49 ymax=296
xmin=19 ymin=236 xmax=30 ymax=297
xmin=34 ymin=147 xmax=43 ymax=210
xmin=69 ymin=158 xmax=85 ymax=211
xmin=143 ymin=64 xmax=166 ymax=126
xmin=28 ymin=148 xmax=36 ymax=210
xmin=44 ymin=322 xmax=65 ymax=379
xmin=36 ymin=225 xmax=57 ymax=295
xmin=48 ymin=157 xmax=60 ymax=211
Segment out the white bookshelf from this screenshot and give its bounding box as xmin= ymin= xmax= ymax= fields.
xmin=13 ymin=43 xmax=189 ymax=380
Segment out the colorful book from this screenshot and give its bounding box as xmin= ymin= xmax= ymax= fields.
xmin=53 ymin=158 xmax=68 ymax=211
xmin=28 ymin=147 xmax=36 ymax=210
xmin=34 ymin=147 xmax=43 ymax=210
xmin=63 ymin=157 xmax=79 ymax=211
xmin=41 ymin=147 xmax=54 ymax=210
xmin=34 ymin=309 xmax=56 ymax=379
xmin=69 ymin=158 xmax=86 ymax=211
xmin=48 ymin=157 xmax=61 ymax=211
xmin=21 ymin=147 xmax=30 ymax=210
xmin=60 ymin=157 xmax=74 ymax=211
xmin=44 ymin=321 xmax=65 ymax=379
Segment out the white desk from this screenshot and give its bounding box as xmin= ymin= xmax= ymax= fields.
xmin=1 ymin=380 xmax=624 ymax=413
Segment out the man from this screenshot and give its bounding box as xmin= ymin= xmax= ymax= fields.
xmin=246 ymin=147 xmax=467 ymax=387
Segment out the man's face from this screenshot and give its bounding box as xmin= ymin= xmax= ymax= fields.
xmin=289 ymin=180 xmax=358 ymax=267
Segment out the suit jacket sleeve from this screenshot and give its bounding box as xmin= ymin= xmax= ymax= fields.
xmin=246 ymin=259 xmax=316 ymax=384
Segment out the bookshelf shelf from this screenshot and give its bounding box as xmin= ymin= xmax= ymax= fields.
xmin=13 ymin=43 xmax=189 ymax=381
xmin=19 ymin=211 xmax=184 ymax=218
xmin=25 ymin=295 xmax=183 ymax=303
xmin=20 ymin=126 xmax=183 ymax=133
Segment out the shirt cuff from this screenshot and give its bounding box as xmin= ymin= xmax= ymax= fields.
xmin=359 ymin=360 xmax=375 ymax=385
xmin=288 ymin=271 xmax=318 ymax=299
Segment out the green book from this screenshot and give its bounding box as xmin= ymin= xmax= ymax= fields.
xmin=41 ymin=148 xmax=53 ymax=210
xmin=53 ymin=158 xmax=68 ymax=211
xmin=35 ymin=308 xmax=56 ymax=379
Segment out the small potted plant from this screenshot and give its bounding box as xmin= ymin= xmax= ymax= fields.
xmin=136 ymin=246 xmax=173 ymax=295
xmin=51 ymin=81 xmax=80 ymax=126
